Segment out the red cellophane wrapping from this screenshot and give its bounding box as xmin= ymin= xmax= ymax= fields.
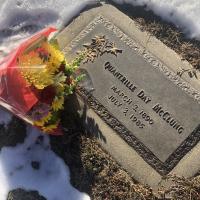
xmin=0 ymin=27 xmax=68 ymax=135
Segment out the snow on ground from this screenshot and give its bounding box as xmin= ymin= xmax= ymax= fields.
xmin=113 ymin=0 xmax=200 ymax=39
xmin=0 ymin=0 xmax=97 ymax=59
xmin=1 ymin=0 xmax=200 ymax=199
xmin=0 ymin=126 xmax=90 ymax=200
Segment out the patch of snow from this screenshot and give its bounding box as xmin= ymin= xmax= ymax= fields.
xmin=112 ymin=0 xmax=200 ymax=39
xmin=0 ymin=126 xmax=90 ymax=200
xmin=0 ymin=0 xmax=97 ymax=59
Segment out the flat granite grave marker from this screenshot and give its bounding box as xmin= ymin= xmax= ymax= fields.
xmin=57 ymin=4 xmax=200 ymax=187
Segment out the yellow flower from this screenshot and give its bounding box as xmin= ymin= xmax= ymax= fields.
xmin=19 ymin=58 xmax=54 ymax=89
xmin=42 ymin=121 xmax=60 ymax=133
xmin=51 ymin=96 xmax=64 ymax=111
xmin=42 ymin=42 xmax=65 ymax=74
xmin=56 ymin=84 xmax=65 ymax=94
xmin=34 ymin=112 xmax=52 ymax=127
xmin=29 ymin=69 xmax=53 ymax=89
xmin=18 ymin=41 xmax=66 ymax=89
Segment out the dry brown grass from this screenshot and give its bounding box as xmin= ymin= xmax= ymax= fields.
xmin=161 ymin=174 xmax=200 ymax=200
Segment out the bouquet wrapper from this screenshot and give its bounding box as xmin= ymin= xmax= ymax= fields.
xmin=0 ymin=27 xmax=66 ymax=135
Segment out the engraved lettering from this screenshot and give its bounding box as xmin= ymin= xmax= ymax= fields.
xmin=111 ymin=86 xmax=133 ymax=105
xmin=121 ymin=77 xmax=126 ymax=83
xmin=177 ymin=127 xmax=184 ymax=134
xmin=108 ymin=95 xmax=123 ymax=108
xmin=137 ymin=90 xmax=152 ymax=104
xmin=159 ymin=110 xmax=164 ymax=117
xmin=105 ymin=62 xmax=137 ymax=93
xmin=152 ymin=104 xmax=184 ymax=134
xmin=114 ymin=71 xmax=123 ymax=79
xmin=123 ymin=107 xmax=129 ymax=116
xmin=105 ymin=61 xmax=112 ymax=70
xmin=163 ymin=112 xmax=170 ymax=120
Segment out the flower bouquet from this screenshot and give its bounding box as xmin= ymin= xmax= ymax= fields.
xmin=0 ymin=27 xmax=84 ymax=135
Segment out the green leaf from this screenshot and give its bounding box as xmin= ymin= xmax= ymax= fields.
xmin=75 ymin=74 xmax=86 ymax=82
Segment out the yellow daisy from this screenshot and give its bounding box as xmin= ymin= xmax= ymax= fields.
xmin=42 ymin=42 xmax=65 ymax=74
xmin=51 ymin=96 xmax=64 ymax=111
